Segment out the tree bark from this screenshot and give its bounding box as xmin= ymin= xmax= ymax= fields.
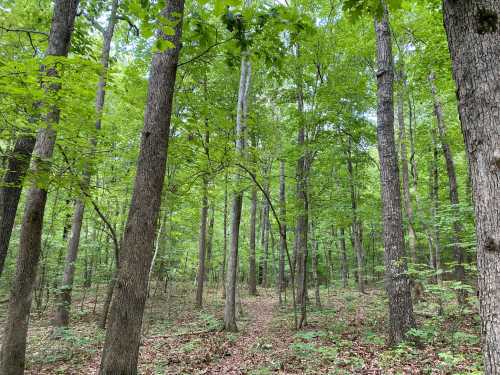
xmin=248 ymin=183 xmax=258 ymax=295
xmin=98 ymin=1 xmax=184 ymax=373
xmin=278 ymin=159 xmax=287 ymax=304
xmin=339 ymin=227 xmax=348 ymax=288
xmin=196 ymin=178 xmax=209 ymax=308
xmin=429 ymin=72 xmax=466 ymax=296
xmin=0 ymin=136 xmax=36 ymax=278
xmin=0 ymin=0 xmax=79 ymax=372
xmin=261 ymin=179 xmax=270 ymax=288
xmin=221 ymin=173 xmax=228 ymax=298
xmin=347 ymin=141 xmax=365 ymax=293
xmin=54 ymin=0 xmax=119 ymax=328
xmin=430 ymin=128 xmax=442 ymax=284
xmin=310 ymin=221 xmax=321 ymax=307
xmin=397 ymin=72 xmax=417 ymax=264
xmin=374 ymin=10 xmax=415 ymax=346
xmin=224 ymin=52 xmax=251 ymax=332
xmin=443 ymin=2 xmax=500 ymax=372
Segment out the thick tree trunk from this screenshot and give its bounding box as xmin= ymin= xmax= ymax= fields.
xmin=339 ymin=227 xmax=348 ymax=288
xmin=0 ymin=0 xmax=79 ymax=372
xmin=278 ymin=159 xmax=286 ymax=304
xmin=429 ymin=72 xmax=466 ymax=296
xmin=443 ymin=2 xmax=500 ymax=372
xmin=374 ymin=10 xmax=415 ymax=346
xmin=196 ymin=179 xmax=209 ymax=308
xmin=248 ymin=184 xmax=258 ymax=295
xmin=397 ymin=74 xmax=417 ymax=264
xmin=346 ymin=142 xmax=365 ymax=293
xmin=54 ymin=0 xmax=118 ymax=328
xmin=0 ymin=136 xmax=36 ymax=278
xmin=98 ymin=2 xmax=184 ymax=373
xmin=224 ymin=52 xmax=251 ymax=332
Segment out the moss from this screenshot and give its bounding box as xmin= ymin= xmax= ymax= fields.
xmin=476 ymin=8 xmax=498 ymax=34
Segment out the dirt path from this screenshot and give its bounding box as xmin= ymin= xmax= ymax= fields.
xmin=200 ymin=293 xmax=291 ymax=374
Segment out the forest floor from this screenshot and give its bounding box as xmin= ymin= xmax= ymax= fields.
xmin=0 ymin=283 xmax=483 ymax=374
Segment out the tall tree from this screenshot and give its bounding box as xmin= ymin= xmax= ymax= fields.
xmin=54 ymin=0 xmax=119 ymax=328
xmin=195 ymin=177 xmax=209 ymax=307
xmin=443 ymin=1 xmax=500 ymax=372
xmin=0 ymin=0 xmax=80 ymax=372
xmin=374 ymin=8 xmax=415 ymax=345
xmin=98 ymin=1 xmax=185 ymax=372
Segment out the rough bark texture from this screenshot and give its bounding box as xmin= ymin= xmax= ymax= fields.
xmin=397 ymin=75 xmax=417 ymax=264
xmin=196 ymin=179 xmax=209 ymax=307
xmin=248 ymin=184 xmax=258 ymax=295
xmin=443 ymin=1 xmax=500 ymax=372
xmin=224 ymin=53 xmax=251 ymax=332
xmin=429 ymin=72 xmax=466 ymax=293
xmin=374 ymin=11 xmax=415 ymax=346
xmin=0 ymin=136 xmax=36 ymax=278
xmin=54 ymin=0 xmax=118 ymax=328
xmin=98 ymin=2 xmax=184 ymax=373
xmin=0 ymin=0 xmax=79 ymax=372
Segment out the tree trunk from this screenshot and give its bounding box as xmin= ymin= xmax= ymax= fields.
xmin=443 ymin=2 xmax=500 ymax=372
xmin=224 ymin=52 xmax=251 ymax=332
xmin=310 ymin=221 xmax=321 ymax=307
xmin=98 ymin=2 xmax=184 ymax=373
xmin=196 ymin=178 xmax=209 ymax=308
xmin=397 ymin=72 xmax=417 ymax=264
xmin=221 ymin=173 xmax=228 ymax=298
xmin=248 ymin=184 xmax=258 ymax=295
xmin=54 ymin=0 xmax=119 ymax=328
xmin=278 ymin=159 xmax=286 ymax=304
xmin=430 ymin=128 xmax=442 ymax=284
xmin=0 ymin=0 xmax=79 ymax=372
xmin=347 ymin=141 xmax=365 ymax=293
xmin=429 ymin=72 xmax=466 ymax=297
xmin=374 ymin=10 xmax=415 ymax=346
xmin=261 ymin=181 xmax=270 ymax=288
xmin=339 ymin=227 xmax=348 ymax=288
xmin=206 ymin=205 xmax=214 ymax=281
xmin=0 ymin=136 xmax=36 ymax=278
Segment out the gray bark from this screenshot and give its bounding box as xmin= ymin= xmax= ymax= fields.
xmin=278 ymin=159 xmax=286 ymax=304
xmin=374 ymin=10 xmax=415 ymax=346
xmin=248 ymin=181 xmax=257 ymax=295
xmin=443 ymin=1 xmax=500 ymax=372
xmin=98 ymin=1 xmax=184 ymax=373
xmin=196 ymin=178 xmax=209 ymax=307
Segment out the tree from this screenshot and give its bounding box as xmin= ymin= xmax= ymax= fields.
xmin=374 ymin=8 xmax=415 ymax=345
xmin=98 ymin=1 xmax=185 ymax=372
xmin=443 ymin=1 xmax=500 ymax=372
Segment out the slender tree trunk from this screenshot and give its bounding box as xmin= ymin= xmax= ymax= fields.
xmin=443 ymin=2 xmax=500 ymax=372
xmin=339 ymin=227 xmax=348 ymax=288
xmin=261 ymin=180 xmax=270 ymax=288
xmin=430 ymin=129 xmax=442 ymax=284
xmin=0 ymin=1 xmax=79 ymax=372
xmin=221 ymin=173 xmax=228 ymax=298
xmin=0 ymin=136 xmax=35 ymax=278
xmin=196 ymin=178 xmax=209 ymax=308
xmin=98 ymin=2 xmax=184 ymax=373
xmin=374 ymin=10 xmax=415 ymax=346
xmin=429 ymin=72 xmax=466 ymax=297
xmin=224 ymin=52 xmax=251 ymax=332
xmin=278 ymin=160 xmax=286 ymax=304
xmin=310 ymin=221 xmax=321 ymax=307
xmin=248 ymin=184 xmax=258 ymax=295
xmin=54 ymin=0 xmax=119 ymax=328
xmin=206 ymin=205 xmax=214 ymax=281
xmin=397 ymin=72 xmax=417 ymax=264
xmin=346 ymin=142 xmax=365 ymax=293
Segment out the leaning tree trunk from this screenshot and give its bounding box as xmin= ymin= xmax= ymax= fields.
xmin=195 ymin=178 xmax=209 ymax=308
xmin=443 ymin=1 xmax=500 ymax=372
xmin=224 ymin=52 xmax=251 ymax=332
xmin=374 ymin=9 xmax=415 ymax=346
xmin=397 ymin=72 xmax=417 ymax=264
xmin=429 ymin=72 xmax=466 ymax=298
xmin=0 ymin=136 xmax=35 ymax=278
xmin=0 ymin=0 xmax=79 ymax=372
xmin=54 ymin=0 xmax=119 ymax=328
xmin=98 ymin=2 xmax=184 ymax=373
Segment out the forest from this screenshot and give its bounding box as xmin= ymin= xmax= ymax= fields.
xmin=0 ymin=0 xmax=498 ymax=374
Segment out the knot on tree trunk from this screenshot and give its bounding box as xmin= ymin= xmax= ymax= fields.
xmin=485 ymin=236 xmax=500 ymax=253
xmin=476 ymin=8 xmax=498 ymax=34
xmin=493 ymin=148 xmax=500 ymax=170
